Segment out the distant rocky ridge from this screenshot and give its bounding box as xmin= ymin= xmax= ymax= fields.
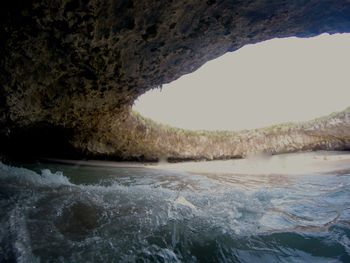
xmin=67 ymin=108 xmax=350 ymax=161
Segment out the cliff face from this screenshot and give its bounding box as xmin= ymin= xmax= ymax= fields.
xmin=68 ymin=109 xmax=350 ymax=161
xmin=1 ymin=1 xmax=350 ymax=160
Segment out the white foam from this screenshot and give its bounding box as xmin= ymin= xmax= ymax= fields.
xmin=174 ymin=196 xmax=196 ymax=210
xmin=0 ymin=162 xmax=71 ymax=186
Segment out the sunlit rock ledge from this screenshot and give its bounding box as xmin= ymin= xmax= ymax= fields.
xmin=1 ymin=1 xmax=350 ymax=161
xmin=1 ymin=105 xmax=350 ymax=162
xmin=68 ymin=108 xmax=350 ymax=161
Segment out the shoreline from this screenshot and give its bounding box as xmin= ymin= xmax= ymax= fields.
xmin=151 ymin=151 xmax=350 ymax=176
xmin=32 ymin=151 xmax=350 ymax=176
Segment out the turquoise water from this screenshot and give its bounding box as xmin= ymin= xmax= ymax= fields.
xmin=1 ymin=153 xmax=350 ymax=262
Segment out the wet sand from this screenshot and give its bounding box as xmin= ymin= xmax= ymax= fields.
xmin=43 ymin=151 xmax=350 ymax=176
xmin=151 ymin=151 xmax=350 ymax=176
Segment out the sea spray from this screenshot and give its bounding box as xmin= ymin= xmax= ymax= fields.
xmin=0 ymin=152 xmax=349 ymax=262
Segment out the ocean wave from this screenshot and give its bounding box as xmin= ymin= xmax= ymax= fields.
xmin=0 ymin=162 xmax=71 ymax=187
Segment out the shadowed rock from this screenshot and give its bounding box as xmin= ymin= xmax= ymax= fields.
xmin=0 ymin=0 xmax=350 ymax=160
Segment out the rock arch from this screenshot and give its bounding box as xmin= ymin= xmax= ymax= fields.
xmin=1 ymin=0 xmax=350 ymax=160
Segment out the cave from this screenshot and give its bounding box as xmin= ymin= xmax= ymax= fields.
xmin=2 ymin=2 xmax=350 ymax=261
xmin=1 ymin=0 xmax=350 ymax=161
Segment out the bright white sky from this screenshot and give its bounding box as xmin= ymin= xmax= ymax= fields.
xmin=133 ymin=33 xmax=350 ymax=131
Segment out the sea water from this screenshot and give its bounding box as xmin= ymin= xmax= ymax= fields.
xmin=1 ymin=152 xmax=350 ymax=262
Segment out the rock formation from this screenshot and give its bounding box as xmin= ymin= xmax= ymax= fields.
xmin=1 ymin=0 xmax=350 ymax=161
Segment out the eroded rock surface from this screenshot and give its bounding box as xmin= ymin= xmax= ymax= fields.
xmin=1 ymin=0 xmax=350 ymax=160
xmin=69 ymin=109 xmax=350 ymax=161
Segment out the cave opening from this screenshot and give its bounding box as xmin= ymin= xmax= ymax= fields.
xmin=133 ymin=33 xmax=350 ymax=132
